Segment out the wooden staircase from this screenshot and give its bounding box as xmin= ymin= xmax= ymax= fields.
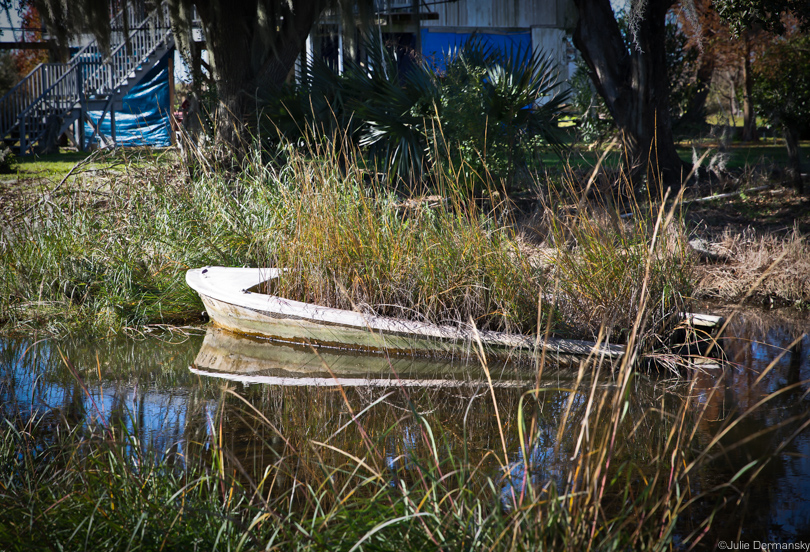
xmin=0 ymin=1 xmax=174 ymax=154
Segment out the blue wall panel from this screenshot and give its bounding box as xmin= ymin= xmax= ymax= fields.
xmin=420 ymin=28 xmax=532 ymax=71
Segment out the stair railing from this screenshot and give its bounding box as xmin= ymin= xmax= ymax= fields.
xmin=0 ymin=4 xmax=135 ymax=138
xmin=0 ymin=63 xmax=73 ymax=139
xmin=16 ymin=64 xmax=82 ymax=154
xmin=0 ymin=0 xmax=172 ymax=150
xmin=80 ymin=2 xmax=172 ymax=97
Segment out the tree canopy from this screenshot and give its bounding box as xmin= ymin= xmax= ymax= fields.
xmin=712 ymin=0 xmax=809 ymax=34
xmin=753 ymin=33 xmax=810 ymax=192
xmin=571 ymin=0 xmax=808 ymax=191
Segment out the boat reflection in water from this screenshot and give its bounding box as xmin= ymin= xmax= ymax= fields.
xmin=189 ymin=327 xmax=541 ymax=388
xmin=186 ymin=326 xmax=595 ymax=510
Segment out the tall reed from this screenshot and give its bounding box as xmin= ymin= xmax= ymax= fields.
xmin=1 ymin=138 xmax=694 ymax=348
xmin=262 ymin=138 xmax=545 ymax=335
xmin=1 ymin=302 xmax=804 ymax=550
xmin=1 ymin=155 xmax=274 ymax=334
xmin=538 ymin=174 xmax=694 ymax=345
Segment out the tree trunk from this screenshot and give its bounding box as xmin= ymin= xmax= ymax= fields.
xmin=784 ymin=124 xmax=804 ymax=194
xmin=728 ymin=77 xmax=737 ymax=128
xmin=679 ymin=55 xmax=714 ymax=127
xmin=741 ymin=33 xmax=759 ymax=142
xmin=195 ymin=1 xmax=256 ymax=160
xmin=572 ymin=0 xmax=689 ymax=193
xmin=182 ymin=38 xmax=206 ymax=137
xmin=193 ymin=0 xmax=326 ymax=162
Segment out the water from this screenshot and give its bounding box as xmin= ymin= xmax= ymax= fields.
xmin=1 ymin=311 xmax=808 ymax=544
xmin=690 ymin=312 xmax=810 ymax=542
xmin=0 ymin=332 xmax=206 ymax=457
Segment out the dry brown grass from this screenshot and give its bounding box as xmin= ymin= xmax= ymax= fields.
xmin=694 ymin=226 xmax=810 ymax=307
xmin=513 ymin=178 xmax=695 ymax=343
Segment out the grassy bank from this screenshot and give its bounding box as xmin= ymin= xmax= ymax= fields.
xmin=1 ymin=141 xmax=692 ymax=349
xmin=1 ymin=144 xmax=807 ymax=550
xmin=2 ymin=158 xmax=238 ymax=334
xmin=684 ymin=184 xmax=810 ymax=309
xmin=693 ymin=227 xmax=810 ymax=308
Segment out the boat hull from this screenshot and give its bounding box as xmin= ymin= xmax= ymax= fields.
xmin=196 ymin=292 xmax=476 ymax=357
xmin=186 ymin=266 xmax=626 ymax=362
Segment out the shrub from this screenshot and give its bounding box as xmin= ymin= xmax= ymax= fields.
xmin=753 ymin=33 xmax=810 ymax=192
xmin=264 ymin=34 xmax=568 ymax=193
xmin=0 ymin=146 xmax=16 ymax=174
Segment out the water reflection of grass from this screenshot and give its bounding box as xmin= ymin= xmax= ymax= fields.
xmin=2 ymin=328 xmax=807 ymax=550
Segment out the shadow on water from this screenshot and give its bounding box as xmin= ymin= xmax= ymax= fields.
xmin=0 ymin=310 xmax=808 ymax=543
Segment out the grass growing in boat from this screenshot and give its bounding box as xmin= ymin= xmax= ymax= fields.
xmin=0 ymin=138 xmax=694 ymax=347
xmin=262 ymin=139 xmax=544 ymax=335
xmin=536 ymin=179 xmax=694 ymax=342
xmin=257 ymin=137 xmax=693 ymax=345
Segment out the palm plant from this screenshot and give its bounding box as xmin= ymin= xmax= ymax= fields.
xmin=344 ymin=32 xmax=440 ymax=183
xmin=434 ymin=37 xmax=569 ymax=193
xmin=265 ymin=33 xmax=569 ymax=193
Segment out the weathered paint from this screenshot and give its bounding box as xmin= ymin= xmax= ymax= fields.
xmin=186 ymin=266 xmax=626 ymax=362
xmin=421 ymin=0 xmax=576 ymax=30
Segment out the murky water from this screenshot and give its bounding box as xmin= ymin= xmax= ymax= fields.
xmin=689 ymin=312 xmax=810 ymax=542
xmin=1 ymin=311 xmax=808 ymax=544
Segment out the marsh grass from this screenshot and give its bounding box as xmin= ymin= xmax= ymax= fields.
xmin=1 ymin=155 xmax=276 ymax=335
xmin=262 ymin=139 xmax=545 ymax=335
xmin=694 ymin=226 xmax=810 ymax=308
xmin=1 ymin=317 xmax=804 ymax=550
xmin=535 ymin=177 xmax=694 ymax=344
xmin=1 ymin=136 xmax=694 ymax=349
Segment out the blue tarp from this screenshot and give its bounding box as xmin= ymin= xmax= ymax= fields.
xmin=420 ymin=28 xmax=532 ymax=72
xmin=85 ymin=53 xmax=172 ymax=148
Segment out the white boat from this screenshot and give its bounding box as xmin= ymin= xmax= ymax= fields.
xmin=185 ymin=266 xmax=627 ymax=362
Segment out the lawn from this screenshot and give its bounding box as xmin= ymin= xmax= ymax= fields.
xmin=0 ymin=148 xmax=171 ymax=190
xmin=1 ymin=137 xmax=804 ymax=189
xmin=521 ymin=119 xmax=806 ymax=174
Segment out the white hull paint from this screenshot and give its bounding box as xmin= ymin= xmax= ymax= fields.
xmin=186 ymin=266 xmax=626 ymax=361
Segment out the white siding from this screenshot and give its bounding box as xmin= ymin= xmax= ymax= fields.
xmin=423 ymin=0 xmax=569 ymax=29
xmin=531 ymin=27 xmax=569 ymax=82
